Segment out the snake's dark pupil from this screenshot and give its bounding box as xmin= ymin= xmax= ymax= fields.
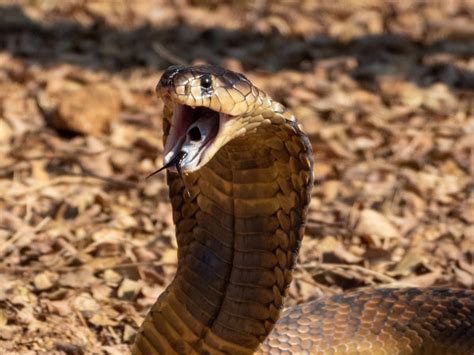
xmin=201 ymin=74 xmax=212 ymax=89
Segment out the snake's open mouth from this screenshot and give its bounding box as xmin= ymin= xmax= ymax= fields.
xmin=162 ymin=103 xmax=228 ymax=173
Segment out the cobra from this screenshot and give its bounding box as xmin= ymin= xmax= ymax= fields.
xmin=133 ymin=65 xmax=474 ymax=355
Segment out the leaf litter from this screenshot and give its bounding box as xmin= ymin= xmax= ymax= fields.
xmin=0 ymin=0 xmax=473 ymax=353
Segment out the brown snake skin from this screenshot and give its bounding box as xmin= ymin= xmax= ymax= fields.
xmin=132 ymin=65 xmax=474 ymax=355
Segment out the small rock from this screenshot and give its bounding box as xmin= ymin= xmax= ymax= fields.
xmin=117 ymin=278 xmax=141 ymax=300
xmin=53 ymin=83 xmax=121 ymax=135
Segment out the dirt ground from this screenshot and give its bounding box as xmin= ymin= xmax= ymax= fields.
xmin=0 ymin=0 xmax=473 ymax=354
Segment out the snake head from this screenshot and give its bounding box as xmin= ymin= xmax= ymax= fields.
xmin=156 ymin=65 xmax=266 ymax=173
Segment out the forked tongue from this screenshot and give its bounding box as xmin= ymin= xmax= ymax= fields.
xmin=146 ymin=150 xmax=187 ymax=179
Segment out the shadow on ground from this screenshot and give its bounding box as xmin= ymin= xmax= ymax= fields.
xmin=1 ymin=4 xmax=473 ymax=90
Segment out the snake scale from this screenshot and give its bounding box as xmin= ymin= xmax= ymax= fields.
xmin=132 ymin=65 xmax=474 ymax=354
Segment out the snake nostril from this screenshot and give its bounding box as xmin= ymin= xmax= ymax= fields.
xmin=159 ymin=66 xmax=183 ymax=87
xmin=160 ymin=74 xmax=173 ymax=87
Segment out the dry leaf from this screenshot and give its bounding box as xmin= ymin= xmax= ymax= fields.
xmin=33 ymin=272 xmax=57 ymax=291
xmin=117 ymin=279 xmax=141 ymax=301
xmin=89 ymin=313 xmax=118 ymax=327
xmin=355 ymin=209 xmax=401 ymax=246
xmin=0 ymin=119 xmax=13 ymax=146
xmin=1 ymin=1 xmax=472 ymax=352
xmin=392 ymin=248 xmax=426 ymax=276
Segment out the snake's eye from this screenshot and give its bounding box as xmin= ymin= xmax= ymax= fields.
xmin=200 ymin=74 xmax=212 ymax=89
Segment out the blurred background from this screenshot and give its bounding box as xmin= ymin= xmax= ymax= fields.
xmin=0 ymin=0 xmax=473 ymax=353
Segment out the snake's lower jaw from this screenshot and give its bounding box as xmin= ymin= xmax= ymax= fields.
xmin=163 ymin=104 xmax=234 ymax=173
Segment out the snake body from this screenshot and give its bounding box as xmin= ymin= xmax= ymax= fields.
xmin=133 ymin=65 xmax=474 ymax=354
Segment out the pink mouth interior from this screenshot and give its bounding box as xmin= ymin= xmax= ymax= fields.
xmin=163 ymin=104 xmax=220 ymax=171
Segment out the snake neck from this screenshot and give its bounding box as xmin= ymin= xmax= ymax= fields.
xmin=134 ymin=118 xmax=313 ymax=354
